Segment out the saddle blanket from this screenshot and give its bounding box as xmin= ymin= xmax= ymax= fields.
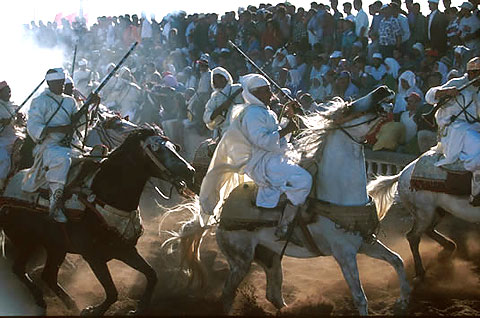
xmin=220 ymin=182 xmax=378 ymax=238
xmin=410 ymin=150 xmax=471 ymax=195
xmin=3 ymin=170 xmax=86 ymax=211
xmin=1 ymin=170 xmax=143 ymax=243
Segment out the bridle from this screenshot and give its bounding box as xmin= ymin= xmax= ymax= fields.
xmin=141 ymin=138 xmax=191 ymax=199
xmin=323 ymin=97 xmax=393 ymax=145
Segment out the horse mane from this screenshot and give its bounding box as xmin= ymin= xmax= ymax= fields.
xmin=293 ymin=97 xmax=349 ymax=165
xmin=101 ymin=124 xmax=163 ymax=167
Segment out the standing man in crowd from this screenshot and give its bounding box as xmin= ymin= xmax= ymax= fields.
xmin=427 ymin=0 xmax=448 ymax=55
xmin=354 ymin=0 xmax=369 ymax=49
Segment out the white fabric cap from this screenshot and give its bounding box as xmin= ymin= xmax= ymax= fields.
xmin=460 ymin=2 xmax=474 ymax=10
xmin=330 ymin=51 xmax=343 ymax=59
xmin=264 ymin=46 xmax=274 ymax=51
xmin=412 ymin=42 xmax=424 ymax=53
xmin=45 ymin=68 xmax=66 ymax=81
xmin=372 ymin=52 xmax=383 ymax=59
xmin=78 ymin=58 xmax=88 ymax=66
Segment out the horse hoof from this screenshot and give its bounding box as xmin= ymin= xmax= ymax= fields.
xmin=81 ymin=305 xmax=105 ymax=316
xmin=393 ymin=299 xmax=409 ymax=315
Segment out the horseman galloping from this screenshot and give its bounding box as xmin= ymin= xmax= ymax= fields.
xmin=426 ymin=57 xmax=480 ymax=206
xmin=22 ymin=68 xmax=98 ymax=223
xmin=199 ymin=74 xmax=312 ymax=239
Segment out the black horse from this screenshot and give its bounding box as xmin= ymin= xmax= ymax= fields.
xmin=0 ymin=126 xmax=195 ymax=315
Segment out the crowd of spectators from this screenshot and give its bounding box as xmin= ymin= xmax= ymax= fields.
xmin=24 ymin=0 xmax=480 ymax=155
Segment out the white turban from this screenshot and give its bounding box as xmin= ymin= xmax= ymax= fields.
xmin=240 ymin=74 xmax=270 ymax=105
xmin=45 ymin=68 xmax=66 ymax=81
xmin=78 ymin=58 xmax=88 ymax=66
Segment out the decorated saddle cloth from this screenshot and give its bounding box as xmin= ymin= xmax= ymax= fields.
xmin=0 ymin=159 xmax=143 ymax=243
xmin=410 ymin=150 xmax=471 ymax=195
xmin=220 ymin=182 xmax=378 ymax=239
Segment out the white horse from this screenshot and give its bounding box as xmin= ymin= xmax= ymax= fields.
xmin=367 ymin=152 xmax=477 ymax=280
xmin=163 ymin=86 xmax=411 ymax=315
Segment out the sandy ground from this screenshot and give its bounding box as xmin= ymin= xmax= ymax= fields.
xmin=5 ymin=184 xmax=480 ymax=316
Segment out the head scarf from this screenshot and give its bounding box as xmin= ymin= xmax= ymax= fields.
xmin=384 ymin=57 xmax=401 ymax=79
xmin=211 ymin=67 xmax=233 ymax=91
xmin=398 ymin=70 xmax=416 ymax=94
xmin=240 ymin=74 xmax=270 ymax=105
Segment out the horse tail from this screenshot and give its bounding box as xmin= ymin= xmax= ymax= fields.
xmin=367 ymin=174 xmax=400 ymax=221
xmin=159 ymin=198 xmax=211 ymax=288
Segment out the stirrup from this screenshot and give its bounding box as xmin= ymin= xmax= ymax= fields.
xmin=470 ymin=194 xmax=480 ymax=207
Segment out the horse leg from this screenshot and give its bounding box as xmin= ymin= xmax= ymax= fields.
xmin=333 ymin=250 xmax=368 ymax=316
xmin=406 ymin=207 xmax=435 ymax=281
xmin=115 ymin=247 xmax=157 ymax=315
xmin=360 ymin=240 xmax=411 ymax=313
xmin=41 ymin=249 xmax=78 ymax=311
xmin=81 ymin=258 xmax=117 ymax=316
xmin=11 ymin=244 xmax=47 ymax=311
xmin=426 ymin=228 xmax=456 ymax=258
xmin=216 ymin=229 xmax=255 ymax=314
xmin=254 ymin=245 xmax=286 ymax=310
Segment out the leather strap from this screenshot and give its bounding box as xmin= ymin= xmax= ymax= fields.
xmin=297 ymin=216 xmax=323 ymax=256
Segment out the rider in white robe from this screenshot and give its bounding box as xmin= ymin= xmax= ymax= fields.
xmin=0 ymin=81 xmax=21 ymax=190
xmin=199 ymin=74 xmax=312 ymax=238
xmin=425 ymin=57 xmax=480 ymax=205
xmin=22 ymin=68 xmax=82 ymax=222
xmin=203 ymin=67 xmax=244 ymax=138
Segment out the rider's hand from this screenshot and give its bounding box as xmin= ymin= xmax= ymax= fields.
xmin=439 ymin=87 xmax=459 ymax=99
xmin=14 ymin=113 xmax=25 ymax=126
xmin=90 ymin=93 xmax=101 ymax=105
xmin=284 ymin=101 xmax=300 ymax=119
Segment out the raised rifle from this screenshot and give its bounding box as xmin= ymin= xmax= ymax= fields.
xmin=227 ymin=40 xmax=304 ymax=123
xmin=0 ymin=78 xmax=45 ymax=134
xmin=422 ymin=75 xmax=480 ymax=128
xmin=63 ymin=41 xmax=139 ymax=146
xmin=71 ymin=43 xmax=78 ymax=77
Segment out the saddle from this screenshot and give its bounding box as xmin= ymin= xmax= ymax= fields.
xmin=410 ymin=150 xmax=471 ymax=196
xmin=220 ymin=182 xmax=379 ymax=254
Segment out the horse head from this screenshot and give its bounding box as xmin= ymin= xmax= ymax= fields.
xmin=332 ymin=85 xmax=395 ymax=142
xmin=136 ymin=126 xmax=196 ymax=197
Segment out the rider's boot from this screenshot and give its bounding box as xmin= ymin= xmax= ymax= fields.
xmin=49 ymin=184 xmax=68 ymax=223
xmin=470 ymin=171 xmax=480 ymax=207
xmin=275 ymin=202 xmax=299 ymax=240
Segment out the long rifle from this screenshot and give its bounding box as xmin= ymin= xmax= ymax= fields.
xmin=71 ymin=43 xmax=78 ymax=77
xmin=228 ymin=40 xmax=303 ymax=124
xmin=422 ymin=75 xmax=480 ymax=128
xmin=63 ymin=41 xmax=139 ymax=146
xmin=0 ymin=79 xmax=45 ymax=133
